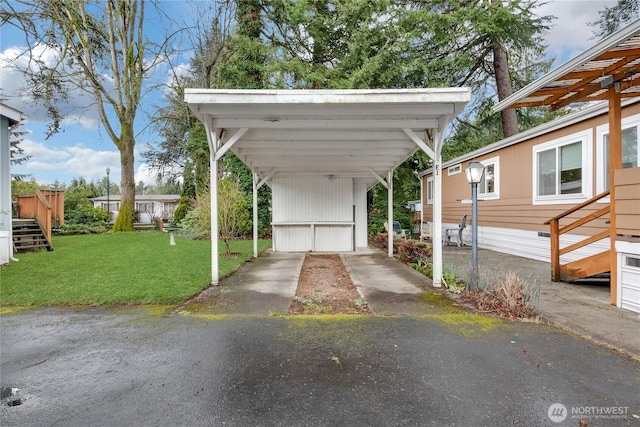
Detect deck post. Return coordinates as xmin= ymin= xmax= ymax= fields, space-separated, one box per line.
xmin=608 ymin=86 xmax=622 ymax=305
xmin=550 ymin=218 xmax=560 ymax=281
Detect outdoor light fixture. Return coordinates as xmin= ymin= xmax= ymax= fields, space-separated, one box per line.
xmin=465 ymin=161 xmax=485 ymax=184
xmin=465 ymin=161 xmax=485 ymax=292
xmin=106 ymin=167 xmax=111 ymax=222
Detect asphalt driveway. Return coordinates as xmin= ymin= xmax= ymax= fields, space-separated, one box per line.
xmin=1 ymin=307 xmax=638 ymax=426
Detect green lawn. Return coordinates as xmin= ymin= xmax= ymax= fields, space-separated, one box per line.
xmin=0 ymin=232 xmax=271 ymax=307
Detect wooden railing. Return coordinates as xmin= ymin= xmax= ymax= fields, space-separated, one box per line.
xmin=16 ymin=190 xmax=53 ymax=244
xmin=544 ymin=191 xmax=611 ymax=282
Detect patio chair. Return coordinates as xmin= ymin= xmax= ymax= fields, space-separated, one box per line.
xmin=392 ymin=221 xmax=407 ymax=239
xmin=420 ymin=222 xmax=433 ymax=243
xmin=384 ymin=221 xmax=406 ymax=239
xmin=445 ymin=214 xmax=467 ymax=247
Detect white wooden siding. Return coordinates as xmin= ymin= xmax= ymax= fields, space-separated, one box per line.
xmin=617 ymin=241 xmax=640 ymax=313
xmin=273 ymin=225 xmax=312 ymax=252
xmin=272 ymin=176 xmax=354 ymax=251
xmin=441 ymin=223 xmax=610 ymax=263
xmin=272 ymin=177 xmax=353 ymax=222
xmin=314 ymin=225 xmax=353 ymax=251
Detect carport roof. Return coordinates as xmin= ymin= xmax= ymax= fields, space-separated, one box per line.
xmin=185 ymin=89 xmax=470 ymax=187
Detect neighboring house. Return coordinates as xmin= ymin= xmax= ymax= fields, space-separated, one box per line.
xmin=0 ymin=103 xmax=23 ymax=264
xmin=91 ymin=195 xmax=180 ymax=223
xmin=420 ymin=99 xmax=640 ymax=312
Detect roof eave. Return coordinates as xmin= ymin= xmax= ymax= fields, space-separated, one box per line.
xmin=493 ymin=18 xmax=640 ymax=112
xmin=420 ymin=97 xmax=640 ymax=177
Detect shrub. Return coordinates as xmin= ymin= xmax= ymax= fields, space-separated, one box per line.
xmin=462 ymin=270 xmax=539 ymax=320
xmin=57 ymin=223 xmax=108 ymax=235
xmin=173 ymin=195 xmax=191 ymax=224
xmin=65 ymin=205 xmax=111 ymax=225
xmin=368 ymin=233 xmax=431 ymax=264
xmin=180 ymin=195 xmax=211 ymax=240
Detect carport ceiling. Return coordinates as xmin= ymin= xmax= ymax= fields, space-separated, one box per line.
xmin=185 ymin=89 xmax=470 ymax=187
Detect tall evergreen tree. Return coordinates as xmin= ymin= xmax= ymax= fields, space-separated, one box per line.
xmin=590 ymin=0 xmax=639 ymax=38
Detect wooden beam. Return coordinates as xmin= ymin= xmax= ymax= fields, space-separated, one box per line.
xmin=593 ymin=47 xmax=640 ymax=61
xmin=210 ymin=118 xmax=441 ymax=130
xmin=551 ymin=65 xmax=638 ymax=111
xmin=403 ymin=128 xmax=435 ymax=159
xmin=609 ymin=85 xmax=622 ymax=306
xmin=368 ymin=167 xmax=388 ymax=189
xmin=215 ymin=127 xmax=249 ymax=161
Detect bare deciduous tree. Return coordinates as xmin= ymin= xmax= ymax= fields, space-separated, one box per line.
xmin=1 ymin=0 xmax=180 ymax=230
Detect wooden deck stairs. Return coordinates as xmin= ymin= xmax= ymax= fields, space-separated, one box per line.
xmin=545 ymin=191 xmax=611 ymax=282
xmin=12 ymin=219 xmax=53 ymax=253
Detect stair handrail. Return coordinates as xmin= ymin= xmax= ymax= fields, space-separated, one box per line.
xmin=544 ymin=190 xmax=611 ymax=281
xmin=33 ymin=190 xmax=52 ymax=244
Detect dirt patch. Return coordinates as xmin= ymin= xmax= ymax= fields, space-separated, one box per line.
xmin=288 ymin=254 xmax=372 ymax=315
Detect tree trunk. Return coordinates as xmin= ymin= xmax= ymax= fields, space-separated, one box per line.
xmin=491 ymin=0 xmax=518 ymax=138
xmin=493 ymin=42 xmax=519 ymax=138
xmin=112 ymin=124 xmax=136 ymax=231
xmin=493 ymin=41 xmax=519 ymax=138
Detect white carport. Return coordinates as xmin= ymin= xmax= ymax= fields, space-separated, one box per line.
xmin=184 ymin=89 xmax=470 ymax=285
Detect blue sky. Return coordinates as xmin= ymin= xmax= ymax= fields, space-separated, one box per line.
xmin=0 ymin=0 xmax=622 ymax=188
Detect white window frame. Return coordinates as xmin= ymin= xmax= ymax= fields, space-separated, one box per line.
xmin=448 ymin=163 xmax=462 ymax=176
xmin=595 ymin=113 xmax=640 ymax=201
xmin=477 ymin=156 xmax=500 ymax=200
xmin=426 ymin=176 xmax=434 ymax=205
xmin=532 ymin=130 xmax=593 ymax=205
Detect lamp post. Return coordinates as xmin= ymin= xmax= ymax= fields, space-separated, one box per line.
xmin=465 ymin=161 xmax=485 ymax=292
xmin=106 ymin=167 xmax=110 ymax=222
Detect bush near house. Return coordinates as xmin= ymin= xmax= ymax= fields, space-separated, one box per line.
xmin=369 ymin=233 xmax=537 ymax=319
xmin=59 ymin=205 xmax=110 ymax=234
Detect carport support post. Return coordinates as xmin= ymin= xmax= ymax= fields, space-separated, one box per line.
xmin=207 ymin=127 xmax=219 ymax=285
xmin=388 ymin=170 xmax=393 ymax=257
xmin=252 ymin=170 xmax=258 ymax=258
xmin=431 ymin=129 xmax=445 ymax=288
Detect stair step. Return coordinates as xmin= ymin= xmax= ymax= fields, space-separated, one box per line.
xmin=12 ymin=219 xmax=53 ymax=252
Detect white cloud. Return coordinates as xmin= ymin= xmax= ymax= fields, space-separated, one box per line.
xmin=19 ymin=138 xmax=70 ymax=162
xmin=15 ymin=139 xmax=120 ymax=185
xmin=539 ymin=1 xmax=619 ymax=64
xmin=135 ymin=164 xmax=160 ymax=187
xmin=1 ymin=43 xmax=102 ymax=130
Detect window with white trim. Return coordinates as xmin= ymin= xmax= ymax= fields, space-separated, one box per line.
xmin=596 ymin=115 xmax=640 ymax=195
xmin=426 ymin=177 xmax=434 ymax=205
xmin=477 ymin=156 xmax=499 ymax=200
xmin=533 ymin=130 xmax=592 ymax=204
xmin=448 ymin=163 xmax=462 ymax=176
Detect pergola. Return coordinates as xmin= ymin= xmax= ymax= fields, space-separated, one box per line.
xmin=494 ymin=19 xmax=640 ymax=304
xmin=185 ymin=89 xmax=470 ymax=285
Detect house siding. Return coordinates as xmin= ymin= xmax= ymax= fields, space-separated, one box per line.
xmin=422 ymin=101 xmax=640 ymax=262
xmin=615 ymin=167 xmax=640 ymax=237
xmin=272 ymin=176 xmax=355 ymax=252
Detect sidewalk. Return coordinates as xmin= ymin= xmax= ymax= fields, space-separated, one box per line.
xmin=442 ymin=245 xmax=640 ymax=359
